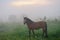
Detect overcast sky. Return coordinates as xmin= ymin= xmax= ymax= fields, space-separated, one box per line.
xmin=0 ymin=0 xmax=60 ymax=21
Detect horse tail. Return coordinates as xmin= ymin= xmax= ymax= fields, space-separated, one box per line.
xmin=45 ymin=22 xmax=48 ymax=37
xmin=45 ymin=22 xmax=47 ymax=32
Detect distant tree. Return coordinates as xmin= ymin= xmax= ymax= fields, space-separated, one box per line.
xmin=8 ymin=15 xmax=17 ymax=22
xmin=55 ymin=18 xmax=58 ymax=22
xmin=43 ymin=16 xmax=47 ymax=21
xmin=0 ymin=18 xmax=3 ymax=23
xmin=58 ymin=16 xmax=60 ymax=21
xmin=44 ymin=16 xmax=46 ymax=20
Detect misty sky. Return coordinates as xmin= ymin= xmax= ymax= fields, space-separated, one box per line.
xmin=0 ymin=0 xmax=60 ymax=21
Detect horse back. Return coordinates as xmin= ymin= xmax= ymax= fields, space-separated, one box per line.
xmin=28 ymin=21 xmax=46 ymax=30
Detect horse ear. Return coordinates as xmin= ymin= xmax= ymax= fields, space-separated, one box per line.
xmin=23 ymin=16 xmax=27 ymax=18
xmin=22 ymin=13 xmax=28 ymax=18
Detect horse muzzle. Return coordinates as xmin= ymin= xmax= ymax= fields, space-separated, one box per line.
xmin=24 ymin=23 xmax=25 ymax=24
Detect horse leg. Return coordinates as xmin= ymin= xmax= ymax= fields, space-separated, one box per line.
xmin=45 ymin=22 xmax=48 ymax=37
xmin=32 ymin=30 xmax=35 ymax=38
xmin=43 ymin=28 xmax=48 ymax=38
xmin=45 ymin=29 xmax=48 ymax=37
xmin=42 ymin=29 xmax=44 ymax=37
xmin=29 ymin=30 xmax=31 ymax=40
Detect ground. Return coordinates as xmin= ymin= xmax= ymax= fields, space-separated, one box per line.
xmin=0 ymin=21 xmax=60 ymax=40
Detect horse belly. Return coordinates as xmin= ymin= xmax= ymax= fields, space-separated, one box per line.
xmin=29 ymin=23 xmax=41 ymax=30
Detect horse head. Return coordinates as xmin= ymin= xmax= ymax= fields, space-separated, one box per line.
xmin=24 ymin=17 xmax=28 ymax=24
xmin=24 ymin=17 xmax=33 ymax=24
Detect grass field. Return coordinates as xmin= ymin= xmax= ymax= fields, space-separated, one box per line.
xmin=0 ymin=21 xmax=60 ymax=40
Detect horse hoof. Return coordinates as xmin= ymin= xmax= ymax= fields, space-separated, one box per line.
xmin=45 ymin=36 xmax=48 ymax=38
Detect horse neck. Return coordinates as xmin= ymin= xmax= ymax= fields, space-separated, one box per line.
xmin=26 ymin=19 xmax=34 ymax=25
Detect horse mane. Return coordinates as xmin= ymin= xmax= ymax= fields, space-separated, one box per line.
xmin=24 ymin=17 xmax=34 ymax=23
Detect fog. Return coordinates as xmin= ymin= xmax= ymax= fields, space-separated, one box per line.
xmin=0 ymin=0 xmax=60 ymax=32
xmin=0 ymin=0 xmax=60 ymax=22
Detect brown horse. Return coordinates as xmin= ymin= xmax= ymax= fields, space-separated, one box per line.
xmin=24 ymin=17 xmax=48 ymax=38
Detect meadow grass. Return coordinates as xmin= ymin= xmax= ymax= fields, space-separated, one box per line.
xmin=0 ymin=21 xmax=60 ymax=40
